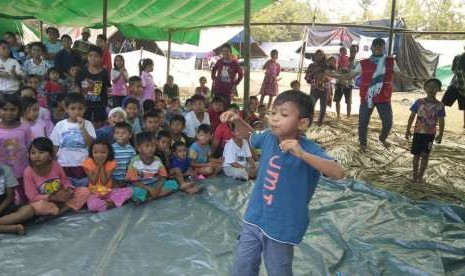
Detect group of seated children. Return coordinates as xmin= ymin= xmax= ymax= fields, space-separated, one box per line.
xmin=0 ymin=83 xmax=266 ymax=234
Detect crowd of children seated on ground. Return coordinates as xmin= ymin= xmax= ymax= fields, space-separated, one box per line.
xmin=0 ymin=33 xmax=274 ymax=234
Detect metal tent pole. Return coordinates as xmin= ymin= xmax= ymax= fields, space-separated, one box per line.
xmin=103 ymin=0 xmax=108 ymax=36
xmin=39 ymin=21 xmax=43 ymax=41
xmin=243 ymin=0 xmax=251 ymax=109
xmin=388 ymin=0 xmax=396 ymax=55
xmin=167 ymin=29 xmax=172 ymax=82
xmin=297 ymin=27 xmax=308 ymax=83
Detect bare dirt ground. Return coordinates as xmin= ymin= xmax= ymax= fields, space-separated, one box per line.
xmin=180 ymin=70 xmax=465 ymax=205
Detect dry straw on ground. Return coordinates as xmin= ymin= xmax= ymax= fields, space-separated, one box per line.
xmin=308 ymin=115 xmax=465 ymax=206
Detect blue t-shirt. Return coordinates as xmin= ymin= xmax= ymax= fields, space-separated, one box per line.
xmin=244 ymin=130 xmax=331 ymax=245
xmin=169 ymin=156 xmax=191 ymax=173
xmin=189 ymin=142 xmax=210 ymax=164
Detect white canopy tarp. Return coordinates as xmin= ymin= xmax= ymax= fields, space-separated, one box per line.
xmin=156 ymin=27 xmax=244 ymax=58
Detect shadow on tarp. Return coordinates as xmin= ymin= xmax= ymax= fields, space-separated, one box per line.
xmin=1 ymin=176 xmax=465 ymax=276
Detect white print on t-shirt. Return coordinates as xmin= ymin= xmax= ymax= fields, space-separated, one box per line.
xmin=61 ymin=129 xmax=86 ymax=150
xmin=220 ymin=66 xmax=230 ymax=83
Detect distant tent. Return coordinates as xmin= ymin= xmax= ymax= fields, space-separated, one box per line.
xmin=304 ymin=19 xmax=440 ymax=91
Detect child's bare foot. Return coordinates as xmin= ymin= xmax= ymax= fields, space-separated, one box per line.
xmin=360 ymin=144 xmax=367 ymax=152
xmin=105 ymin=200 xmax=116 ymax=209
xmin=0 ymin=224 xmax=25 ymax=235
xmin=185 ymin=184 xmax=203 ymax=194
xmin=380 ymin=140 xmax=391 ymax=148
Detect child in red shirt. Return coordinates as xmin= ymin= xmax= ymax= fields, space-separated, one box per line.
xmin=44 ymin=67 xmax=65 ymax=109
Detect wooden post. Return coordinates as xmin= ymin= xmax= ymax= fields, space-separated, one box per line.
xmin=166 ymin=29 xmax=172 ymax=82
xmin=388 ymin=0 xmax=396 ymax=55
xmin=103 ymin=0 xmax=108 ymax=36
xmin=243 ymin=0 xmax=251 ymax=109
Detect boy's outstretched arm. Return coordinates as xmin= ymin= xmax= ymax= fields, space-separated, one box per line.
xmin=220 ymin=111 xmax=253 ymax=140
xmin=280 ymin=139 xmax=344 ymax=180
xmin=405 ymin=112 xmax=416 ymax=139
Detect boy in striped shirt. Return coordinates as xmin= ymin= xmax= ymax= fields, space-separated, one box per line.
xmin=112 ymin=122 xmax=136 ymax=186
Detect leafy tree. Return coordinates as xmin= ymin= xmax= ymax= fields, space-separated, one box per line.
xmin=358 ymin=0 xmax=375 ymax=20
xmin=251 ymin=0 xmax=328 ymax=42
xmin=384 ymin=0 xmax=465 ymax=39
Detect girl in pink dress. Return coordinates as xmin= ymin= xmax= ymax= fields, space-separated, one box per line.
xmin=111 ymin=55 xmax=129 ymax=107
xmin=0 ymin=94 xmax=33 ymax=203
xmin=259 ymin=49 xmax=281 ymax=110
xmin=139 ymin=58 xmax=155 ymax=102
xmin=24 ymin=137 xmax=90 ymax=216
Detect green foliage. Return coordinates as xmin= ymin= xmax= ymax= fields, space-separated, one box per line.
xmin=251 ymin=0 xmax=328 ymax=42
xmin=384 ymin=0 xmax=465 ymax=39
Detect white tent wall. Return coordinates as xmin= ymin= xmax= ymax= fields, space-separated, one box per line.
xmin=258 ymin=41 xmax=310 ymax=71
xmin=418 ymin=40 xmax=464 ymax=67
xmin=112 ymin=50 xmax=197 ymax=88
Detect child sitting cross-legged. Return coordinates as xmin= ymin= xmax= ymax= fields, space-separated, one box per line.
xmin=188 ymin=124 xmax=223 ymax=177
xmin=82 ymin=139 xmax=132 ymax=212
xmin=125 ymin=132 xmax=177 ymax=204
xmin=155 ymin=131 xmax=202 ymax=194
xmin=169 ymin=114 xmax=193 ymax=148
xmin=0 ymin=164 xmax=34 ymax=235
xmin=112 ymin=122 xmax=136 ymax=186
xmin=222 ymin=123 xmax=257 ymax=181
xmin=23 ymin=137 xmax=90 ymax=217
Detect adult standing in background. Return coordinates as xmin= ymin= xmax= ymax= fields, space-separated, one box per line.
xmin=442 ymin=46 xmax=465 ymax=128
xmin=211 ymin=43 xmax=243 ymax=104
xmin=259 ymin=49 xmax=281 ymax=110
xmin=3 ymin=32 xmax=26 ymax=64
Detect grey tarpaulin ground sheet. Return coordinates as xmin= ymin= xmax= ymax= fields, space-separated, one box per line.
xmin=1 ymin=176 xmax=465 ymax=275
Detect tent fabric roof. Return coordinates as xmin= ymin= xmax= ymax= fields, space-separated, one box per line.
xmin=0 ymin=0 xmax=273 ymax=44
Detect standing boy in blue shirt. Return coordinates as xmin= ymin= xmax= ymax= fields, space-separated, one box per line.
xmin=221 ymin=90 xmax=345 ymax=276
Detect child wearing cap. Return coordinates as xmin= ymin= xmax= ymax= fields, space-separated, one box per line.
xmin=96 ymin=107 xmax=127 ymax=143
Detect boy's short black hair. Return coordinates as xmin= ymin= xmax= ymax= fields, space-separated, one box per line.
xmin=128 ymin=76 xmax=142 ymax=85
xmin=143 ymin=108 xmax=162 ymax=120
xmin=197 ymin=124 xmax=212 ymax=134
xmin=172 ymin=141 xmax=186 ymax=151
xmin=47 ymin=67 xmax=58 ymax=76
xmin=290 ymin=80 xmax=300 ymax=87
xmin=249 ymin=96 xmax=258 ymax=101
xmin=170 ymin=114 xmax=186 ymax=126
xmin=424 ymin=78 xmax=442 ymax=89
xmin=123 ymin=97 xmax=139 ymax=108
xmin=61 ymin=34 xmax=72 ymax=41
xmin=64 ymin=93 xmax=86 ymax=107
xmin=212 ymin=96 xmax=225 ymax=104
xmin=88 ymin=45 xmax=103 ymax=57
xmin=372 ymin=38 xmax=385 ymax=46
xmin=97 ymin=34 xmax=107 ymax=42
xmin=114 ymin=122 xmax=132 ymax=133
xmin=26 ymin=74 xmax=40 ymax=81
xmin=191 ymin=94 xmax=205 ymax=103
xmin=136 ymin=131 xmax=155 ymax=146
xmin=185 ymin=97 xmax=194 ymax=106
xmin=156 ymin=130 xmax=172 ymax=140
xmin=273 ymin=90 xmax=314 ymax=122
xmin=143 ymin=99 xmax=155 ymax=113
